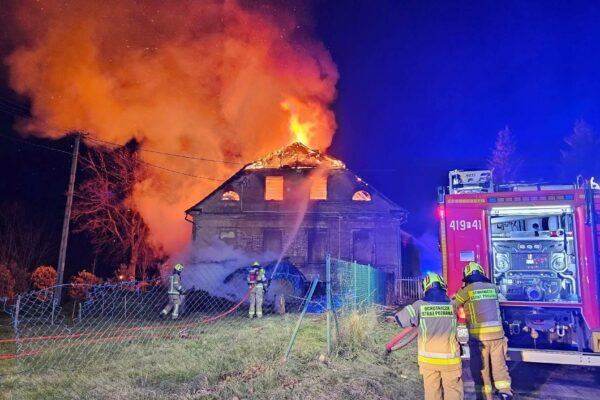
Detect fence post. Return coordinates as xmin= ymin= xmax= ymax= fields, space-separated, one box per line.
xmin=367 ymin=267 xmax=372 ymax=306
xmin=51 ymin=299 xmax=56 ymax=325
xmin=353 ymin=261 xmax=357 ymax=310
xmin=326 ymin=254 xmax=331 ymax=356
xmin=13 ymin=295 xmax=20 ymax=334
xmin=284 ymin=276 xmax=319 ymax=362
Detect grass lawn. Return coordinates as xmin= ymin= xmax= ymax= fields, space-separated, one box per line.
xmin=0 ymin=310 xmax=424 ymax=400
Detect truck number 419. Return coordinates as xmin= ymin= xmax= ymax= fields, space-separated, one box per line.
xmin=449 ymin=219 xmax=482 ymax=231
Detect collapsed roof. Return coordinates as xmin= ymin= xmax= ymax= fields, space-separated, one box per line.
xmin=244 ymin=142 xmax=345 ymax=170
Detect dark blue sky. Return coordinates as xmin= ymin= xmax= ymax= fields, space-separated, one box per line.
xmin=317 ymin=0 xmax=600 ymax=235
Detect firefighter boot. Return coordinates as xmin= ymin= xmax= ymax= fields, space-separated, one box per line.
xmin=172 ymin=304 xmax=180 ymax=320
xmin=159 ymin=310 xmax=167 ymax=319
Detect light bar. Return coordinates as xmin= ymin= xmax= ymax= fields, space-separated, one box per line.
xmin=490 ymin=205 xmax=573 ymax=216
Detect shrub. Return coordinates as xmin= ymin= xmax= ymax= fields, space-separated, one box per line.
xmin=31 ymin=265 xmax=57 ymax=301
xmin=68 ymin=270 xmax=103 ymax=300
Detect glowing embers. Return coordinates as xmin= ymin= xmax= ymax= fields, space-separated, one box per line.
xmin=352 ymin=190 xmax=371 ymax=201
xmin=221 ymin=190 xmax=240 ymax=201
xmin=265 ymin=176 xmax=284 ymax=201
xmin=310 ymin=176 xmax=327 ymax=200
xmin=245 ymin=142 xmax=345 ymax=170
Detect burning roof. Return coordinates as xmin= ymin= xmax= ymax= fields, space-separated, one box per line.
xmin=245 ymin=142 xmax=345 ymax=170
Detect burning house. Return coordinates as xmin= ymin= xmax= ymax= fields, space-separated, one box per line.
xmin=185 ymin=142 xmax=411 ymax=301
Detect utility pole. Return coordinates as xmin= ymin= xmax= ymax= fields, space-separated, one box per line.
xmin=54 ymin=133 xmax=81 ymax=303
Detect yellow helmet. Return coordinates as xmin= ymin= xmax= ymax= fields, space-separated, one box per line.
xmin=463 ymin=262 xmax=485 ymax=278
xmin=252 ymin=261 xmax=260 ymax=267
xmin=422 ymin=272 xmax=447 ymax=293
xmin=174 ymin=263 xmax=184 ymax=272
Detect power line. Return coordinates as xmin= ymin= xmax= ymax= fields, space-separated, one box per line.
xmin=138 ymin=159 xmax=225 ymax=182
xmin=0 ymin=134 xmax=73 ymax=155
xmin=87 ymin=136 xmax=242 ymax=165
xmin=0 ymin=133 xmax=228 ymax=182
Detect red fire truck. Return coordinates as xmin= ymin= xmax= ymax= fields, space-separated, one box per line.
xmin=438 ymin=170 xmax=600 ymax=365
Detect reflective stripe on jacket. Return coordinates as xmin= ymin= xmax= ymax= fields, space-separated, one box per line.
xmin=395 ymin=300 xmax=461 ymax=370
xmin=168 ymin=274 xmax=183 ymax=295
xmin=453 ymin=281 xmax=504 ymax=341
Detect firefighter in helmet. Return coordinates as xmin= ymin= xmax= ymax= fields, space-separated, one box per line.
xmin=393 ymin=272 xmax=463 ymax=400
xmin=160 ymin=263 xmax=185 ymax=320
xmin=247 ymin=261 xmax=267 ymax=318
xmin=452 ymin=262 xmax=512 ymax=400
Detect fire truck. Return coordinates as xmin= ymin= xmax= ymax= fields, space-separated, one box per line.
xmin=438 ymin=170 xmax=600 ymax=365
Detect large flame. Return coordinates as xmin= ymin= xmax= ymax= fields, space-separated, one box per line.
xmin=281 ymin=98 xmax=336 ymax=148
xmin=2 ymin=0 xmax=339 ymax=254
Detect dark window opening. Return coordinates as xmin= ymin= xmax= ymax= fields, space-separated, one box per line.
xmin=263 ymin=229 xmax=283 ymax=255
xmin=352 ymin=229 xmax=374 ymax=265
xmin=308 ymin=228 xmax=329 ymax=263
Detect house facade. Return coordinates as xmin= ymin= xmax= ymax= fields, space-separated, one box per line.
xmin=186 ymin=143 xmax=409 ymax=293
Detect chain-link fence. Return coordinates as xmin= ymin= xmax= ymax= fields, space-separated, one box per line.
xmin=328 ymin=257 xmax=392 ymax=310
xmin=0 ymin=258 xmax=400 ymax=399
xmin=323 ymin=256 xmax=393 ymax=355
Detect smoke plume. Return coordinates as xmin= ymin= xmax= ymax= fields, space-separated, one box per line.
xmin=3 ymin=0 xmax=338 ymax=254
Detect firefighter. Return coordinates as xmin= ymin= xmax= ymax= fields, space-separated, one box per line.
xmin=160 ymin=263 xmax=185 ymax=320
xmin=247 ymin=261 xmax=267 ymax=318
xmin=452 ymin=262 xmax=512 ymax=400
xmin=393 ymin=272 xmax=463 ymax=400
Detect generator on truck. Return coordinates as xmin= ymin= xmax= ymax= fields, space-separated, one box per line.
xmin=438 ymin=169 xmax=600 ymax=366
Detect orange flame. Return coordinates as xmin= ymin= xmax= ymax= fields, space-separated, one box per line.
xmin=4 ymin=0 xmax=339 ymax=254
xmin=280 ymin=98 xmax=337 ymax=149
xmin=281 ymin=99 xmax=314 ymax=146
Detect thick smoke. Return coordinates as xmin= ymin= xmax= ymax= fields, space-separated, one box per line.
xmin=3 ymin=0 xmax=338 ymax=254
xmin=174 ymin=238 xmax=279 ymax=301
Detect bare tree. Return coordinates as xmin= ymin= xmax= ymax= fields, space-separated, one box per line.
xmin=71 ymin=146 xmax=160 ymax=279
xmin=488 ymin=126 xmax=522 ymax=183
xmin=560 ymin=120 xmax=600 ymax=181
xmin=0 ymin=202 xmax=55 ymax=292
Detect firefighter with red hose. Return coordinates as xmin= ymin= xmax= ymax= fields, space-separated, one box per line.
xmin=247 ymin=261 xmax=268 ymax=318
xmin=452 ymin=262 xmax=512 ymax=400
xmin=393 ymin=272 xmax=463 ymax=400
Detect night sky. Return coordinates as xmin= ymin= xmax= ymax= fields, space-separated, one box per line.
xmin=2 ymin=1 xmax=600 ymax=274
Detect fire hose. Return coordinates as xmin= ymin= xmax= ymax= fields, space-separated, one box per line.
xmin=0 ymin=287 xmax=254 ymax=360
xmin=384 ymin=326 xmax=418 ymax=355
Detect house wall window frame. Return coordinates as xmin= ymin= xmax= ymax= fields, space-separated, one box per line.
xmin=309 ymin=176 xmax=328 ymax=200
xmin=221 ymin=190 xmax=240 ymax=201
xmin=265 ymin=176 xmax=284 ymax=201
xmin=308 ymin=228 xmax=329 ymax=263
xmin=263 ymin=229 xmax=283 ymax=254
xmin=218 ymin=229 xmax=237 ymax=246
xmin=352 ymin=229 xmax=374 ymax=265
xmin=352 ymin=190 xmax=372 ymax=202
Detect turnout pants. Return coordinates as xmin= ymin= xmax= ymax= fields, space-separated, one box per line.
xmin=469 ymin=338 xmax=512 ymax=400
xmin=161 ymin=294 xmax=181 ymax=318
xmin=249 ymin=286 xmax=264 ymax=317
xmin=420 ymin=366 xmax=464 ymax=400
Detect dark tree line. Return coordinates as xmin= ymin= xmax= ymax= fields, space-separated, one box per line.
xmin=487 ymin=120 xmax=600 ymax=184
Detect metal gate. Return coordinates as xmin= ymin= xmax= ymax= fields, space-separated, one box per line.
xmin=396 ymin=277 xmax=422 ymax=304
